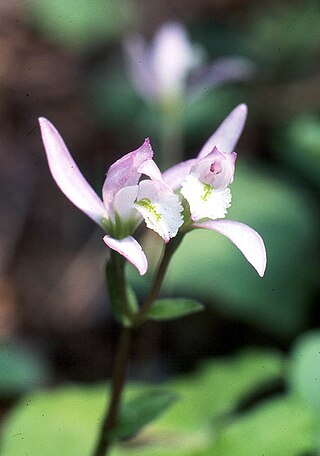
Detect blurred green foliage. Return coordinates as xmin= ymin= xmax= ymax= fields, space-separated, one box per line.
xmin=1 ymin=349 xmax=284 ymax=456
xmin=4 ymin=340 xmax=320 ymax=455
xmin=279 ymin=115 xmax=320 ymax=189
xmin=90 ymin=69 xmax=246 ymax=151
xmin=29 ymin=0 xmax=135 ymax=50
xmin=107 ymin=390 xmax=178 ymax=441
xmin=290 ymin=331 xmax=320 ymax=415
xmin=0 ymin=340 xmax=50 ymax=398
xmin=208 ymin=396 xmax=315 ymax=456
xmin=245 ymin=0 xmax=320 ymax=77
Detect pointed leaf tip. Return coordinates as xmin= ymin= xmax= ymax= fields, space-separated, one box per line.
xmin=147 ymin=298 xmax=204 ymax=320
xmin=106 ymin=390 xmax=178 ymax=441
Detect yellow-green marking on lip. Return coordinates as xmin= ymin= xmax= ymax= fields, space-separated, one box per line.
xmin=201 ymin=183 xmax=213 ymax=201
xmin=135 ymin=198 xmax=161 ymax=221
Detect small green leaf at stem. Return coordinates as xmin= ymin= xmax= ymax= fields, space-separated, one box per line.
xmin=147 ymin=298 xmax=204 ymax=321
xmin=106 ymin=390 xmax=178 ymax=441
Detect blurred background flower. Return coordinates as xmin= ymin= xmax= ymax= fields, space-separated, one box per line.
xmin=0 ymin=0 xmax=319 ymax=454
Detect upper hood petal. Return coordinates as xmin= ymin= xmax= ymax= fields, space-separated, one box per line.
xmin=102 ymin=138 xmax=153 ymax=212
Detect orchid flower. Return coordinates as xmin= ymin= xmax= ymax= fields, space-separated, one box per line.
xmin=162 ymin=104 xmax=267 ymax=277
xmin=38 ymin=118 xmax=183 ymax=276
xmin=125 ymin=22 xmax=254 ymax=104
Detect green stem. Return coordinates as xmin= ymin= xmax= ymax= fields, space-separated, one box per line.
xmin=92 ymin=327 xmax=132 ymax=456
xmin=107 ymin=252 xmax=134 ymax=324
xmin=92 ymin=233 xmax=183 ymax=454
xmin=159 ymin=97 xmax=184 ymax=169
xmin=135 ymin=233 xmax=184 ymax=323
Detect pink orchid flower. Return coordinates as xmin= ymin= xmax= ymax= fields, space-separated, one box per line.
xmin=162 ymin=104 xmax=267 ymax=277
xmin=125 ymin=22 xmax=254 ymax=103
xmin=38 ymin=118 xmax=183 ymax=276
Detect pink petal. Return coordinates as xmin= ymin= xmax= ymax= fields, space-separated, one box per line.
xmin=162 ymin=158 xmax=197 ymax=190
xmin=103 ymin=235 xmax=148 ymax=276
xmin=197 ymin=104 xmax=247 ymax=159
xmin=102 ymin=139 xmax=153 ymax=211
xmin=138 ymin=159 xmax=171 ymax=191
xmin=188 ymin=57 xmax=255 ymax=100
xmin=39 ymin=118 xmax=105 ymax=226
xmin=193 ymin=219 xmax=266 ymax=277
xmin=124 ymin=36 xmax=158 ymax=101
xmin=151 ymin=22 xmax=199 ymax=97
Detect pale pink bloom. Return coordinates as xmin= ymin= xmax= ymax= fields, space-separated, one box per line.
xmin=125 ymin=22 xmax=254 ymax=103
xmin=163 ymin=104 xmax=267 ymax=277
xmin=38 ymin=118 xmax=183 ymax=275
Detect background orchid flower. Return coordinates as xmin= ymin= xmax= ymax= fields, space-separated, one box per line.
xmin=125 ymin=22 xmax=254 ymax=104
xmin=163 ymin=104 xmax=267 ymax=277
xmin=39 ymin=118 xmax=183 ymax=276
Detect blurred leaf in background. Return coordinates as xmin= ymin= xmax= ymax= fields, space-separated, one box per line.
xmin=0 ymin=349 xmax=283 ymax=456
xmin=245 ymin=0 xmax=320 ymax=78
xmin=290 ymin=331 xmax=320 ymax=416
xmin=207 ymin=396 xmax=315 ymax=456
xmin=278 ymin=115 xmax=320 ymax=189
xmin=0 ymin=340 xmax=50 ymax=398
xmin=29 ymin=0 xmax=136 ymax=51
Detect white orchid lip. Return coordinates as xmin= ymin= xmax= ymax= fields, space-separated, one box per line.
xmin=135 ymin=180 xmax=184 ymax=243
xmin=181 ymin=174 xmax=232 ymax=222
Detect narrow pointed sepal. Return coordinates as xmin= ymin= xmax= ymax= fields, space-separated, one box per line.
xmin=38 ymin=117 xmax=106 ymax=226
xmin=103 ymin=235 xmax=148 ymax=276
xmin=198 ymin=104 xmax=247 ymax=158
xmin=193 ymin=219 xmax=267 ymax=277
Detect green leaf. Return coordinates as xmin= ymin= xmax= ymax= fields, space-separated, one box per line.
xmin=107 ymin=391 xmax=178 ymax=441
xmin=0 ymin=385 xmax=108 ymax=456
xmin=147 ymin=299 xmax=204 ymax=321
xmin=156 ymin=349 xmax=284 ymax=433
xmin=290 ymin=330 xmax=320 ymax=414
xmin=207 ymin=396 xmax=315 ymax=456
